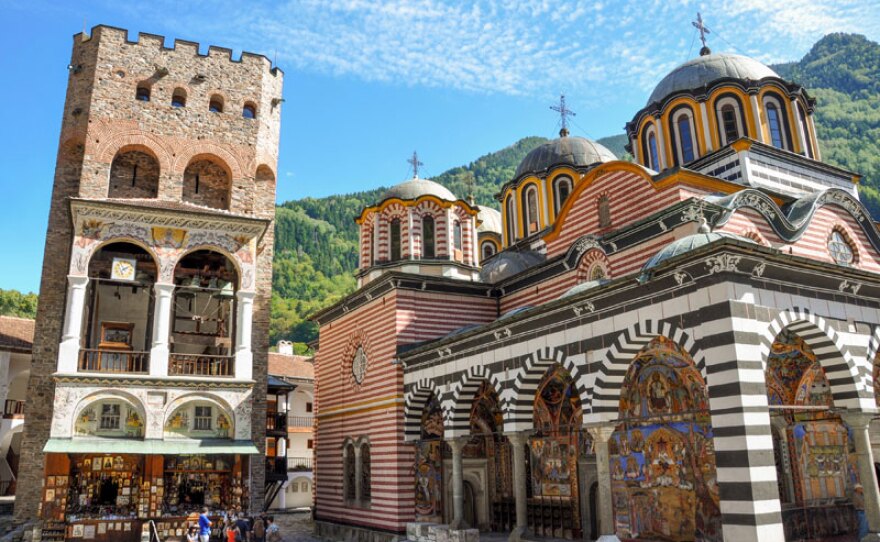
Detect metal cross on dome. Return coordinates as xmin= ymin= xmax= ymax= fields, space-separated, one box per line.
xmin=692 ymin=12 xmax=711 ymax=51
xmin=550 ymin=94 xmax=576 ymax=137
xmin=407 ymin=151 xmax=424 ymax=179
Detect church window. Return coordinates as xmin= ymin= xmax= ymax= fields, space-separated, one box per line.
xmin=135 ymin=85 xmax=151 ymax=102
xmin=647 ymin=132 xmax=660 ymax=171
xmin=422 ymin=216 xmax=436 ymax=259
xmin=99 ymin=403 xmax=121 ymax=430
xmin=553 ymin=176 xmax=572 ymax=217
xmin=505 ymin=195 xmax=517 ymax=244
xmin=344 ymin=443 xmax=356 ymax=500
xmin=194 ymin=406 xmax=213 ymax=431
xmin=360 ymin=443 xmax=371 ymax=501
xmin=209 ymin=95 xmax=224 ymax=113
xmin=716 ymin=97 xmax=745 ymax=146
xmin=674 ymin=110 xmax=697 ymax=163
xmin=763 ymin=96 xmax=789 ymax=150
xmin=171 ymin=88 xmax=187 ymax=108
xmin=352 ymin=346 xmax=367 ymax=384
xmin=243 ymin=102 xmax=257 ymax=119
xmin=453 ymin=220 xmax=463 ymax=252
xmin=481 ymin=241 xmax=496 ymax=260
xmin=798 ymin=104 xmax=813 ymax=159
xmin=597 ymin=195 xmax=611 ymax=229
xmin=523 ymin=185 xmax=539 ymax=234
xmin=389 ymin=219 xmax=402 ymax=261
xmin=828 ymin=229 xmax=855 ymax=267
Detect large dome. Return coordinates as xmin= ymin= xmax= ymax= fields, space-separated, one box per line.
xmin=648 ymin=53 xmax=779 ymax=105
xmin=381 ymin=178 xmax=457 ymax=202
xmin=515 ymin=135 xmax=617 ymax=179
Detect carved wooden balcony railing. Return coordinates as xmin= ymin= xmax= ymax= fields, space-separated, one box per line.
xmin=168 ymin=353 xmax=234 ymax=377
xmin=78 ymin=349 xmax=150 ymax=374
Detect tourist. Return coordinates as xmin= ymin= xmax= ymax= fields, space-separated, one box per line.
xmin=236 ymin=511 xmax=252 ymax=541
xmin=198 ymin=507 xmax=213 ymax=542
xmin=252 ymin=514 xmax=266 ymax=542
xmin=266 ymin=516 xmax=281 ymax=542
xmin=854 ymin=484 xmax=868 ymax=539
xmin=185 ymin=526 xmax=199 ymax=542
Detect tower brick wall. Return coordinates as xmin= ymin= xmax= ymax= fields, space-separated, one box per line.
xmin=15 ymin=25 xmax=283 ymax=520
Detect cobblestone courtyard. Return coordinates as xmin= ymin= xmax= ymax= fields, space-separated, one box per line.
xmin=273 ymin=511 xmax=322 ymax=542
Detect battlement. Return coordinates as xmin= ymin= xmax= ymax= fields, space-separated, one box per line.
xmin=75 ymin=24 xmax=282 ymax=76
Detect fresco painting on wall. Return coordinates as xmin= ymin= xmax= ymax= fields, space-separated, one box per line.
xmin=611 ymin=336 xmax=721 ymax=542
xmin=415 ymin=394 xmax=444 ymax=523
xmin=767 ymin=330 xmax=858 ymax=541
xmin=466 ymin=383 xmax=513 ymax=502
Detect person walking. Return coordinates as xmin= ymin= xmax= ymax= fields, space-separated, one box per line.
xmin=265 ymin=516 xmax=281 ymax=542
xmin=252 ymin=514 xmax=266 ymax=542
xmin=197 ymin=507 xmax=213 ymax=542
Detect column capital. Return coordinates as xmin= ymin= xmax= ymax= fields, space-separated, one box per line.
xmin=504 ymin=431 xmax=530 ymax=446
xmin=236 ymin=290 xmax=256 ymax=301
xmin=447 ymin=436 xmax=469 ymax=453
xmin=585 ymin=423 xmax=616 ymax=442
xmin=67 ymin=274 xmax=90 ymax=287
xmin=841 ymin=410 xmax=879 ymax=429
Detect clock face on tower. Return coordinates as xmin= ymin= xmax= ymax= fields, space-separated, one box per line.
xmin=111 ymin=257 xmax=137 ymax=281
xmin=352 ymin=346 xmax=368 ymax=384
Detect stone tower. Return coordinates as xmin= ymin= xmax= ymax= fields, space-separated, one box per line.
xmin=16 ymin=25 xmax=283 ymax=522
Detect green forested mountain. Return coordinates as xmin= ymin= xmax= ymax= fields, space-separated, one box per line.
xmin=0 ymin=289 xmax=38 ymax=319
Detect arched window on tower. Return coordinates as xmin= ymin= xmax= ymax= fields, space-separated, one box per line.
xmin=453 ymin=219 xmax=463 ymax=261
xmin=108 ymin=149 xmax=160 ymax=199
xmin=597 ymin=195 xmax=612 ymax=229
xmin=553 ymin=176 xmax=573 ymax=217
xmin=344 ymin=443 xmax=356 ymax=501
xmin=209 ymin=95 xmax=224 ymax=113
xmin=171 ymin=88 xmax=187 ymax=108
xmin=505 ymin=195 xmax=517 ymax=244
xmin=422 ymin=216 xmax=436 ymax=259
xmin=371 ymin=222 xmax=377 ymax=266
xmin=243 ymin=102 xmax=257 ymax=119
xmin=481 ymin=241 xmax=496 ymax=260
xmin=646 ymin=129 xmax=660 ymax=171
xmin=523 ymin=185 xmax=539 ymax=234
xmin=135 ymin=84 xmax=151 ymax=102
xmin=389 ymin=219 xmax=402 ymax=261
xmin=673 ymin=109 xmax=697 ymax=164
xmin=360 ymin=443 xmax=371 ymax=501
xmin=716 ymin=96 xmax=745 ymax=146
xmin=183 ymin=157 xmax=231 ymax=210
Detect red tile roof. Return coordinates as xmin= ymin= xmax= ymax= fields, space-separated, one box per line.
xmin=268 ymin=353 xmax=314 ymax=380
xmin=0 ymin=316 xmax=35 ymax=353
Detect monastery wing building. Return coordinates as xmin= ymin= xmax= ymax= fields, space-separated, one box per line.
xmin=15 ymin=26 xmax=282 ymax=541
xmin=313 ymin=49 xmax=880 ymax=542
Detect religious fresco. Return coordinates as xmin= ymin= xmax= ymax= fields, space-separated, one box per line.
xmin=466 ymin=383 xmax=513 ymax=501
xmin=74 ymin=400 xmax=144 ymax=438
xmin=163 ymin=403 xmax=233 ymax=439
xmin=766 ymin=330 xmax=858 ymax=540
xmin=611 ymin=336 xmax=721 ymax=542
xmin=415 ymin=394 xmax=444 ymax=523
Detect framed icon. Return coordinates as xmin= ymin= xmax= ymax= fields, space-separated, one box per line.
xmin=99 ymin=322 xmax=134 ymax=349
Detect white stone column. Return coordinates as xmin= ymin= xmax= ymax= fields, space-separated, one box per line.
xmin=447 ymin=208 xmax=455 ymax=260
xmin=505 ymin=432 xmax=530 ymax=542
xmin=58 ymin=275 xmax=90 ymax=373
xmin=448 ymin=436 xmax=467 ymax=529
xmin=234 ymin=290 xmax=255 ymax=380
xmin=842 ymin=412 xmax=880 ymax=540
xmin=654 ymin=118 xmax=667 ymax=170
xmin=470 ymin=216 xmax=478 ymax=266
xmin=791 ymin=99 xmax=809 ymax=156
xmin=749 ymin=93 xmax=764 ymax=143
xmin=699 ymin=101 xmax=713 ymax=152
xmin=629 ymin=136 xmax=641 ymax=165
xmin=807 ymin=113 xmax=821 ymax=160
xmin=149 ymin=283 xmax=174 ymax=377
xmin=588 ymin=424 xmax=621 ymax=542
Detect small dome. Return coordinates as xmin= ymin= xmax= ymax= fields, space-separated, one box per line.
xmin=648 ymin=53 xmax=779 ymax=105
xmin=558 ymin=278 xmax=610 ymax=300
xmin=479 ymin=250 xmax=544 ymax=283
xmin=381 ymin=177 xmax=457 ymax=202
xmin=477 ymin=207 xmax=502 ymax=234
xmin=642 ymin=231 xmax=753 ymax=272
xmin=515 ymin=136 xmax=617 ymax=179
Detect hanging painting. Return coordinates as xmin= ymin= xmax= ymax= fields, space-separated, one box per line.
xmin=414 ymin=394 xmax=444 ymax=523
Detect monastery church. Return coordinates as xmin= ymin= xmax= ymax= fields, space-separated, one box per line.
xmin=313 ymin=31 xmax=880 ymax=542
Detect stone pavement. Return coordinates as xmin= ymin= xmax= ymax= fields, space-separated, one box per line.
xmin=271 ymin=511 xmax=323 ymax=542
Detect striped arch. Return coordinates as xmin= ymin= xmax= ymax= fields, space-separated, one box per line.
xmin=576 ymin=247 xmax=609 ymax=282
xmin=446 ymin=365 xmax=505 ymax=439
xmin=588 ymin=320 xmax=705 ymax=420
xmin=505 ymin=347 xmax=586 ymax=433
xmin=760 ymin=308 xmax=873 ymax=409
xmin=404 ymin=379 xmax=441 ymax=442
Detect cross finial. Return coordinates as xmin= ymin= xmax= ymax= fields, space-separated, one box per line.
xmin=550 ymin=94 xmax=576 ymax=137
xmin=407 ymin=151 xmax=424 ymax=179
xmin=692 ymin=12 xmax=711 ymax=55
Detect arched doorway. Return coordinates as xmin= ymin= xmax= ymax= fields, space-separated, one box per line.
xmin=463 ymin=480 xmax=477 ymax=528
xmin=611 ymin=336 xmax=721 ymax=541
xmin=767 ymin=329 xmax=857 ymax=541
xmin=415 ymin=393 xmax=445 ymax=523
xmin=529 ymin=365 xmax=584 ymax=539
xmin=464 ymin=381 xmax=512 ymax=531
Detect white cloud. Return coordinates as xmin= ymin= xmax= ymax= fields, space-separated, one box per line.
xmin=121 ymin=0 xmax=880 ymax=101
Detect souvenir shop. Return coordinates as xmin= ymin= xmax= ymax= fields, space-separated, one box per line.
xmin=39 ymin=449 xmax=251 ymax=542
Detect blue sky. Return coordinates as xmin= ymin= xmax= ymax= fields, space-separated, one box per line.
xmin=2 ymin=0 xmax=879 ymax=293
